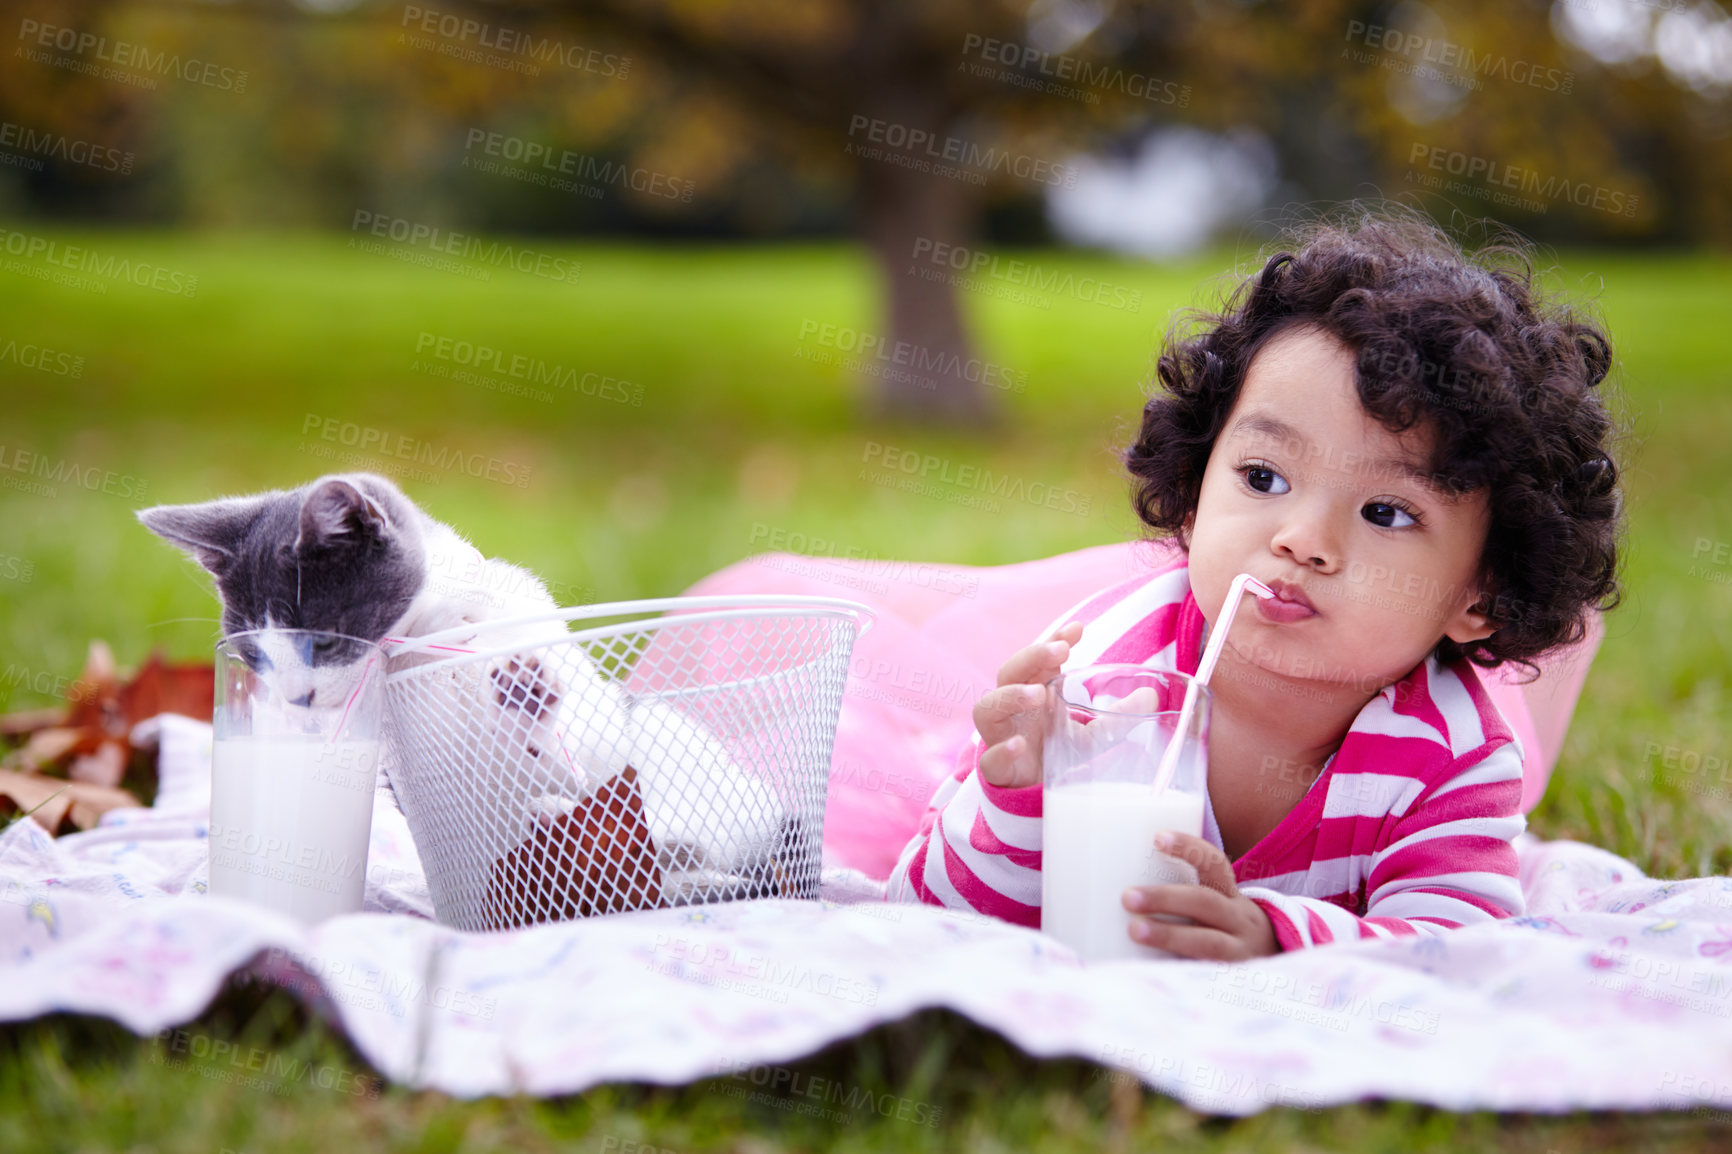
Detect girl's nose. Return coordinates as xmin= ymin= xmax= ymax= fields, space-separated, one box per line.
xmin=1270 ymin=508 xmax=1340 ymax=572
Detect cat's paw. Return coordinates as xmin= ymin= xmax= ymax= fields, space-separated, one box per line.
xmin=491 ymin=655 xmax=561 ymax=721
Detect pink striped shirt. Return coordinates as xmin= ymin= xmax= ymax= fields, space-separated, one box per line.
xmin=885 ymin=550 xmax=1527 ymax=950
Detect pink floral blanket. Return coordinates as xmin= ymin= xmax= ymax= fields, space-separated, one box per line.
xmin=3 ymin=711 xmax=1731 ymax=1116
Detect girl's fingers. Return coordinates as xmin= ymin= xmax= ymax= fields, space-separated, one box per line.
xmin=1127 ymin=916 xmax=1257 ymax=961
xmin=996 ymin=621 xmax=1084 ymax=688
xmin=1155 ymin=831 xmax=1239 ymax=898
xmin=978 ymin=734 xmax=1039 ymax=788
xmin=996 ymin=640 xmax=1068 ymax=688
xmin=1046 ymin=620 xmax=1085 ymax=646
xmin=973 ymin=683 xmax=1048 ymax=746
xmin=1122 ymin=882 xmax=1237 ymax=928
xmin=975 ymin=620 xmax=1083 ymax=786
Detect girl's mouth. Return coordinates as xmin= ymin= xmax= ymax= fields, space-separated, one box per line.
xmin=1253 ymin=592 xmax=1316 ymax=620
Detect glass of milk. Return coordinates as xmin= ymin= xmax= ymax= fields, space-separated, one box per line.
xmin=209 ymin=629 xmax=387 ymax=925
xmin=1040 ymin=664 xmax=1210 ymax=962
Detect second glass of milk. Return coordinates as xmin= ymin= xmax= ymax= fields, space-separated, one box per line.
xmin=210 ymin=629 xmax=387 ymax=925
xmin=1040 ymin=665 xmax=1211 ymax=962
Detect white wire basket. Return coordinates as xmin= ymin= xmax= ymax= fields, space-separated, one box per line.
xmin=382 ymin=595 xmax=873 ymax=933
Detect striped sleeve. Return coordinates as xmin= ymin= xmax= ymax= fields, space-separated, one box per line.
xmin=883 ymin=568 xmax=1183 ymax=923
xmin=1241 ymin=739 xmax=1527 ymax=949
xmin=884 ymin=732 xmax=1045 ymax=927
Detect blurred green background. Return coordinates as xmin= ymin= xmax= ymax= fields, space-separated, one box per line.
xmin=5 ymin=0 xmax=1732 ymax=1148
xmin=3 ymin=235 xmax=1730 ymax=873
xmin=4 ymin=231 xmax=1732 ymax=1154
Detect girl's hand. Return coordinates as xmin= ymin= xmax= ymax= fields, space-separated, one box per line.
xmin=1121 ymin=832 xmax=1278 ymax=960
xmin=973 ymin=620 xmax=1084 ymax=789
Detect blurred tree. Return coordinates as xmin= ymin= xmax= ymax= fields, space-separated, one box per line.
xmin=532 ymin=0 xmax=1188 ymax=424
xmin=4 ymin=0 xmax=1730 ymax=422
xmin=394 ymin=0 xmax=1732 ymax=414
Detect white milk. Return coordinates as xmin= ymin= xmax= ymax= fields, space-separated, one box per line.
xmin=1042 ymin=782 xmax=1206 ymax=962
xmin=208 ymin=737 xmax=381 ymax=925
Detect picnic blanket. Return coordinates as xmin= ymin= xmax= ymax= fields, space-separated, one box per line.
xmin=4 ymin=710 xmax=1732 ymax=1117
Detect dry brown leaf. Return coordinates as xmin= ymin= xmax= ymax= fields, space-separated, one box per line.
xmin=0 ymin=640 xmax=214 ymax=831
xmin=482 ymin=765 xmax=667 ymax=930
xmin=12 ymin=728 xmax=87 ymax=770
xmin=0 ymin=768 xmax=140 ymax=835
xmin=0 ymin=709 xmax=64 ymax=739
xmin=64 ymin=643 xmax=213 ymax=738
xmin=69 ymin=742 xmax=128 ymax=789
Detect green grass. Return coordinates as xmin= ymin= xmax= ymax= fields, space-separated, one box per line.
xmin=3 ymin=232 xmax=1732 ymax=1150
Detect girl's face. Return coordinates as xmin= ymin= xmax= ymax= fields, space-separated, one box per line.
xmin=1185 ymin=324 xmax=1496 ymax=696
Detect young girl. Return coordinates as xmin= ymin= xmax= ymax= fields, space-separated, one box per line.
xmin=886 ymin=212 xmax=1622 ymax=958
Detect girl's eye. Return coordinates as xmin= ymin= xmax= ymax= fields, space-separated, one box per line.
xmin=1363 ymin=501 xmax=1418 ymax=529
xmin=1242 ymin=465 xmax=1290 ymax=495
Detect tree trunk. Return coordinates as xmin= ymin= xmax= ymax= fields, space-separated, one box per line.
xmin=855 ymin=146 xmax=996 ymax=426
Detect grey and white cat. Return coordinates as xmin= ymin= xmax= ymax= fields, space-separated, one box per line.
xmin=137 ymin=471 xmax=562 ymax=696
xmin=139 ymin=472 xmax=788 ymax=899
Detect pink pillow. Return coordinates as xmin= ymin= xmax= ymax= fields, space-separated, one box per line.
xmin=682 ymin=540 xmax=1583 ymax=878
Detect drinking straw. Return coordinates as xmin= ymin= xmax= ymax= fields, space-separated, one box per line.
xmin=330 ymin=648 xmax=379 ymax=746
xmin=1148 ymin=573 xmax=1274 ymax=797
xmin=336 ymin=636 xmax=476 ymax=741
xmin=329 ymin=635 xmax=464 ymax=745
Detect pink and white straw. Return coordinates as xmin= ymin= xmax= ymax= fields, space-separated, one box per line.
xmin=1148 ymin=573 xmax=1275 ymax=798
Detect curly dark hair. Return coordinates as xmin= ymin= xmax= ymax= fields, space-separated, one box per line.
xmin=1124 ymin=209 xmax=1623 ymax=673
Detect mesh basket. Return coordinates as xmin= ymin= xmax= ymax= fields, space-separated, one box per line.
xmin=381 ymin=595 xmax=872 ymax=932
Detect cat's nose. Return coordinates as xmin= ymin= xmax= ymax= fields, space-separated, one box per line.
xmin=288 ymin=691 xmax=315 ymax=707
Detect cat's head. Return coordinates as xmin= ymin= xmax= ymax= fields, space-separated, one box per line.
xmin=138 ymin=472 xmax=427 ymax=663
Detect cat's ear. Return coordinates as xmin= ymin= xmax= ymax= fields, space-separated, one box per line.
xmin=137 ymin=497 xmax=265 ymax=575
xmin=297 ymin=477 xmax=390 ymax=552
